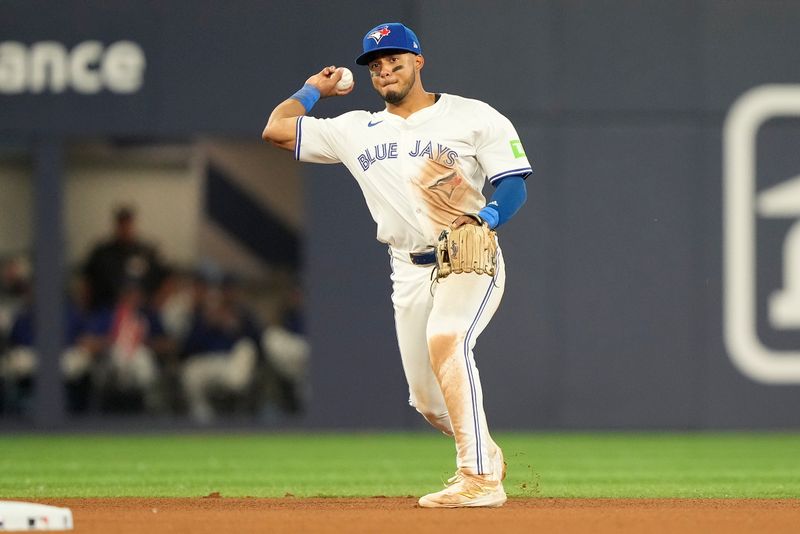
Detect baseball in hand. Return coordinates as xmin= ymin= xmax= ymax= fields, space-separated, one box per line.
xmin=335 ymin=67 xmax=353 ymax=90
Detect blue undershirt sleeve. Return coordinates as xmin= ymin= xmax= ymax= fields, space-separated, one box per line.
xmin=477 ymin=175 xmax=528 ymax=229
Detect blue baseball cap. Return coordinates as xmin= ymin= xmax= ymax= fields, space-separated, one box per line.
xmin=355 ymin=22 xmax=422 ymax=65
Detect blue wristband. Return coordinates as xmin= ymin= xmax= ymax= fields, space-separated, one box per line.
xmin=478 ymin=206 xmax=500 ymax=229
xmin=291 ymin=84 xmax=321 ymax=112
xmin=478 ymin=175 xmax=528 ymax=229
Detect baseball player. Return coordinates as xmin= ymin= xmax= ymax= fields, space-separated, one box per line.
xmin=262 ymin=22 xmax=530 ymax=508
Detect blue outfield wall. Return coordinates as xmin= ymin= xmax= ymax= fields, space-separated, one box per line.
xmin=2 ymin=0 xmax=800 ymax=428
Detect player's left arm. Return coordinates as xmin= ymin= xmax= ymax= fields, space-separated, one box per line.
xmin=452 ymin=175 xmax=527 ymax=229
xmin=453 ymin=105 xmax=532 ymax=229
xmin=479 ymin=175 xmax=527 ymax=228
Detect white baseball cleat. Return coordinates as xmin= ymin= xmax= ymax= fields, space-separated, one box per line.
xmin=418 ymin=470 xmax=507 ymax=508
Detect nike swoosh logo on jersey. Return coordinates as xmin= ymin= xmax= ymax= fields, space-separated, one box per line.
xmin=367 ymin=120 xmax=384 ymax=127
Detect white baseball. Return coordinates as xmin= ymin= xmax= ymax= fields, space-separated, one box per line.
xmin=335 ymin=67 xmax=353 ymax=90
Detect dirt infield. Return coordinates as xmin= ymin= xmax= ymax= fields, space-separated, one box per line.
xmin=32 ymin=497 xmax=800 ymax=534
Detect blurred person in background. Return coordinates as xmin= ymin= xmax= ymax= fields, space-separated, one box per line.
xmin=179 ymin=272 xmax=263 ymax=423
xmin=260 ymin=281 xmax=309 ymax=414
xmin=0 ymin=261 xmax=90 ymax=414
xmin=0 ymin=256 xmax=31 ymax=340
xmin=152 ymin=268 xmax=196 ymax=344
xmin=83 ymin=205 xmax=167 ymax=312
xmin=147 ymin=267 xmax=196 ymax=412
xmin=79 ymin=280 xmax=174 ymax=413
xmin=0 ymin=256 xmax=31 ymax=413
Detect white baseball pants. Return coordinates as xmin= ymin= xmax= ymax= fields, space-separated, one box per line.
xmin=389 ymin=245 xmax=505 ymax=476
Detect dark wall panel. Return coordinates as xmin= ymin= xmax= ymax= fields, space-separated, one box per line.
xmin=555 ymin=123 xmax=702 ymax=427
xmin=703 ymin=0 xmax=800 ymax=111
xmin=557 ymin=0 xmax=702 ymax=112
xmin=154 ymin=1 xmax=414 ymax=135
xmin=418 ymin=0 xmax=555 ymax=113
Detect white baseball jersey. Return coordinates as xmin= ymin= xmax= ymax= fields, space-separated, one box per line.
xmin=295 ymin=93 xmax=532 ymax=251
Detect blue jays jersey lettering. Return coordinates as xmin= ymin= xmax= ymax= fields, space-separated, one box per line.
xmin=358 ymin=140 xmax=457 ymax=172
xmin=357 ymin=143 xmax=398 ymax=170
xmin=296 ymin=93 xmax=532 ymax=251
xmin=407 ymin=140 xmax=459 ymax=167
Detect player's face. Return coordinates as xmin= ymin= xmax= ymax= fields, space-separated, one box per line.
xmin=367 ymin=52 xmax=419 ymax=104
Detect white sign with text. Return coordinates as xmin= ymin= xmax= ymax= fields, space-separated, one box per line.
xmin=0 ymin=40 xmax=145 ymax=94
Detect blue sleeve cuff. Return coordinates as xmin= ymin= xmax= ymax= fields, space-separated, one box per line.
xmin=477 ymin=206 xmax=500 ymax=229
xmin=488 ymin=167 xmax=532 ymax=184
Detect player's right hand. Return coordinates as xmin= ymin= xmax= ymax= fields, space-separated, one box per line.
xmin=306 ymin=66 xmax=354 ymax=98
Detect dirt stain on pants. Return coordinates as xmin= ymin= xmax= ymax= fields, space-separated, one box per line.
xmin=428 ymin=332 xmax=474 ymax=459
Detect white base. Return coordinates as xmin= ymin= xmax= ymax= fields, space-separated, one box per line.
xmin=0 ymin=501 xmax=73 ymax=531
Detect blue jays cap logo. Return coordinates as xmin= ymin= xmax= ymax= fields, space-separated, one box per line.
xmin=356 ymin=22 xmax=422 ymax=65
xmin=368 ymin=26 xmax=391 ymax=44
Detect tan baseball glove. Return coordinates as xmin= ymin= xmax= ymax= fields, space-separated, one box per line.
xmin=435 ymin=222 xmax=498 ymax=280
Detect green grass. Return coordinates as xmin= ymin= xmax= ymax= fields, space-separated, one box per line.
xmin=0 ymin=432 xmax=798 ymax=498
